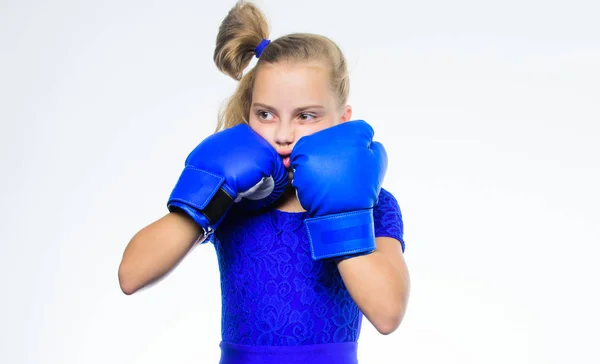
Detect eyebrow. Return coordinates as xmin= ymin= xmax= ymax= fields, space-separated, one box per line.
xmin=251 ymin=102 xmax=325 ymax=113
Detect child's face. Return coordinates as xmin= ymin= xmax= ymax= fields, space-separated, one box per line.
xmin=248 ymin=61 xmax=352 ymax=170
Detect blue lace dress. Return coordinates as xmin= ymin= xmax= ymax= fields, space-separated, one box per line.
xmin=211 ymin=188 xmax=405 ymax=364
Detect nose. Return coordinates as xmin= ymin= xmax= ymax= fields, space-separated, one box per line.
xmin=274 ymin=122 xmax=294 ymax=148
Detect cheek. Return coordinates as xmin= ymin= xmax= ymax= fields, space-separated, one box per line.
xmin=248 ymin=120 xmax=276 ymax=145
xmin=293 ymin=128 xmax=311 ymax=142
xmin=296 ymin=118 xmax=337 ymax=139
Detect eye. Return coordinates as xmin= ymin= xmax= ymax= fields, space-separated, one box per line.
xmin=298 ymin=113 xmax=317 ymax=121
xmin=256 ymin=110 xmax=275 ymax=121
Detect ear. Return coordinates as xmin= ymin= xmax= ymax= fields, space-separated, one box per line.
xmin=340 ymin=104 xmax=353 ymax=122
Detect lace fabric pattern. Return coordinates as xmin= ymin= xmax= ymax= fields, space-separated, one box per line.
xmin=213 ymin=188 xmax=405 ymax=346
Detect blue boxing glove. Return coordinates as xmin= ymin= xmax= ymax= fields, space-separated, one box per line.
xmin=290 ymin=120 xmax=387 ymax=260
xmin=168 ymin=124 xmax=288 ymax=239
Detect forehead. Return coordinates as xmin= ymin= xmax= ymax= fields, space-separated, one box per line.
xmin=252 ymin=61 xmax=333 ymax=106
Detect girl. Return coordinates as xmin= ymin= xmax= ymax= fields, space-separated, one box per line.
xmin=118 ymin=1 xmax=410 ymax=363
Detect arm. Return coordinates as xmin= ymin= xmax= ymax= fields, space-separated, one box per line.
xmin=337 ymin=237 xmax=410 ymax=335
xmin=118 ymin=123 xmax=288 ymax=295
xmin=118 ymin=211 xmax=205 ymax=295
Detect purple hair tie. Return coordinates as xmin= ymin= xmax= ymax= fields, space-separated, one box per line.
xmin=255 ymin=39 xmax=271 ymax=58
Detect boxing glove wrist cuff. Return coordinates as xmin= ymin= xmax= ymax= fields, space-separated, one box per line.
xmin=167 ymin=202 xmax=212 ymax=238
xmin=304 ymin=209 xmax=376 ymax=260
xmin=167 ymin=167 xmax=235 ymax=232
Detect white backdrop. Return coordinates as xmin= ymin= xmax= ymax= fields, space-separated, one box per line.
xmin=1 ymin=0 xmax=599 ymax=363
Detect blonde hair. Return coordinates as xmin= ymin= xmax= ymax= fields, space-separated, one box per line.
xmin=213 ymin=0 xmax=350 ymax=132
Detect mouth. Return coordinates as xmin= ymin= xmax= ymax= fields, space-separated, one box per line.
xmin=278 ymin=150 xmax=292 ymax=169
xmin=281 ymin=155 xmax=291 ymax=169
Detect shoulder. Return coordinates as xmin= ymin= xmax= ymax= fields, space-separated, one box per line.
xmin=375 ymin=188 xmax=402 ymax=215
xmin=373 ymin=187 xmax=406 ymax=252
